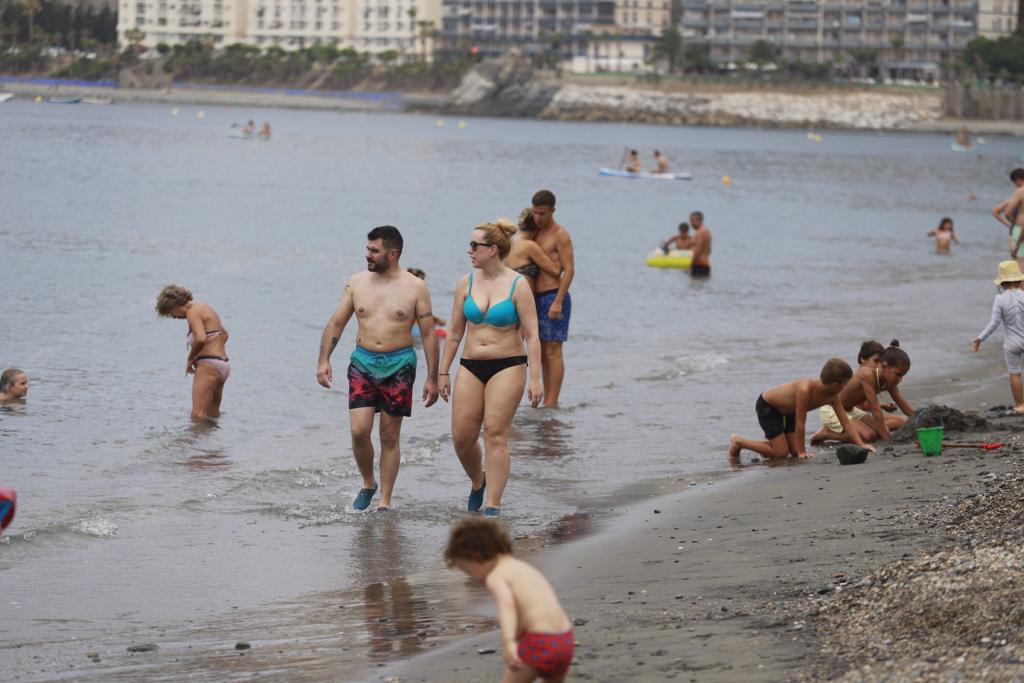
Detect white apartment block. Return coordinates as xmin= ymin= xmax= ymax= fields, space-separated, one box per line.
xmin=118 ymin=0 xmax=440 ymax=52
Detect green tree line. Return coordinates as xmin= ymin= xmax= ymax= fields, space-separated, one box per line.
xmin=0 ymin=0 xmax=117 ymax=49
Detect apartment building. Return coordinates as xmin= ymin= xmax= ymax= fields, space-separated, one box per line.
xmin=438 ymin=0 xmax=1018 ymax=72
xmin=117 ymin=0 xmax=440 ymax=52
xmin=440 ymin=0 xmax=617 ymax=56
xmin=679 ymin=0 xmax=1018 ymax=67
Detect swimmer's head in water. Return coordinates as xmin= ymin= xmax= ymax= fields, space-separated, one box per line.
xmin=1012 ymin=168 xmax=1024 ymax=185
xmin=444 ymin=517 xmax=512 ymax=575
xmin=156 ymin=285 xmax=193 ymax=318
xmin=858 ymin=340 xmax=885 ymax=366
xmin=678 ymin=222 xmax=690 ymax=234
xmin=472 ymin=219 xmax=517 ymax=261
xmin=366 ymin=225 xmax=403 ymax=272
xmin=407 ymin=268 xmax=426 ymax=280
xmin=0 ymin=368 xmax=28 ymax=399
xmin=880 ymin=340 xmax=911 ymax=384
xmin=819 ymin=358 xmax=853 ymax=389
xmin=937 ymin=217 xmax=953 ymax=231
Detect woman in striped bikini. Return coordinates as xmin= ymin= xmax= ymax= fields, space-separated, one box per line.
xmin=156 ymin=285 xmax=231 ymax=419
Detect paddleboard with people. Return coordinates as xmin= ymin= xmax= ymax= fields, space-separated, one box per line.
xmin=599 ymin=168 xmax=693 ymax=181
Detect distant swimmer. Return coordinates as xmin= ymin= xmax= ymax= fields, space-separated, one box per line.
xmin=652 ymin=149 xmax=670 ymax=173
xmin=317 ymin=226 xmax=440 ymax=512
xmin=973 ymin=261 xmax=1024 ymax=415
xmin=927 ymin=217 xmax=959 ymax=254
xmin=242 ymin=119 xmax=255 ymax=135
xmin=728 ymin=358 xmax=855 ymax=461
xmin=445 ymin=518 xmax=574 ymax=682
xmin=689 ymin=211 xmax=712 ymax=277
xmin=156 ymin=285 xmax=231 ymax=420
xmin=259 ymin=121 xmax=272 ymax=138
xmin=992 ymin=168 xmax=1024 ymax=269
xmin=0 ymin=368 xmax=28 ymax=402
xmin=954 ymin=126 xmax=972 ymax=149
xmin=504 ymin=207 xmax=563 ymax=292
xmin=624 ymin=149 xmax=641 ymax=173
xmin=661 ymin=222 xmax=694 ymax=253
xmin=407 ymin=268 xmax=448 ymax=332
xmin=438 ymin=219 xmax=543 ymax=516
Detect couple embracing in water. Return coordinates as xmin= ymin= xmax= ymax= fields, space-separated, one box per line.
xmin=315 ymin=191 xmax=574 ymax=516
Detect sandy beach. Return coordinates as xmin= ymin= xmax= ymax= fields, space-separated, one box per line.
xmin=375 ymin=372 xmax=1024 ymax=682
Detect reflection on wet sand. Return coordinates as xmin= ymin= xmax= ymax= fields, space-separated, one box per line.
xmin=161 ymin=420 xmax=234 ymax=470
xmin=510 ymin=413 xmax=576 ymax=460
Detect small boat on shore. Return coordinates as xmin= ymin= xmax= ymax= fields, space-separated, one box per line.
xmin=599 ymin=168 xmax=692 ymax=181
xmin=47 ymin=97 xmax=82 ymax=104
xmin=0 ymin=93 xmax=13 ymax=103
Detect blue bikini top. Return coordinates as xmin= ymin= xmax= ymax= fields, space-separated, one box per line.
xmin=463 ymin=273 xmax=522 ymax=327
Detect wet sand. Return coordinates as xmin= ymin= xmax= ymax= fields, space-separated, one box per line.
xmin=377 ymin=374 xmax=1024 ymax=682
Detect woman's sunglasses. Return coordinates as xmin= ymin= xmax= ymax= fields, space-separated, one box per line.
xmin=469 ymin=241 xmax=494 ymax=250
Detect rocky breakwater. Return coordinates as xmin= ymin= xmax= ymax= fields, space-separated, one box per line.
xmin=446 ymin=53 xmax=942 ymax=130
xmin=542 ymin=84 xmax=942 ymax=130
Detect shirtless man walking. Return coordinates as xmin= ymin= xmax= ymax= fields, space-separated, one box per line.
xmin=317 ymin=226 xmax=440 ymax=511
xmin=531 ymin=189 xmax=575 ymax=407
xmin=690 ymin=211 xmax=712 ymax=277
xmin=993 ymin=168 xmax=1024 ymax=269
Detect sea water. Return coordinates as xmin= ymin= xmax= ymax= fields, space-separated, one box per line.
xmin=0 ymin=101 xmax=1016 ymax=678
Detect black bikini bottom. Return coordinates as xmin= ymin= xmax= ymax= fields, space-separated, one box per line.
xmin=460 ymin=356 xmax=527 ymax=385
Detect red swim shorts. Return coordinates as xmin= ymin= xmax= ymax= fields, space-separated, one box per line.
xmin=517 ymin=629 xmax=574 ymax=679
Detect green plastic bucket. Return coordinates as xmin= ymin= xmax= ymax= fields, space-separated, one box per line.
xmin=917 ymin=426 xmax=944 ymax=456
xmin=915 ymin=409 xmax=944 ymax=457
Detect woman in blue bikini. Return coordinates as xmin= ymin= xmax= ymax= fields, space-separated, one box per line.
xmin=438 ymin=219 xmax=543 ymax=517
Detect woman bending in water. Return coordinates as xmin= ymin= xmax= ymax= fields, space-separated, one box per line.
xmin=156 ymin=285 xmax=230 ymax=419
xmin=439 ymin=219 xmax=543 ymax=517
xmin=504 ymin=208 xmax=562 ymax=292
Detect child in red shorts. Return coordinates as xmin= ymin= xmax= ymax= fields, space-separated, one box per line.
xmin=445 ymin=518 xmax=574 ymax=682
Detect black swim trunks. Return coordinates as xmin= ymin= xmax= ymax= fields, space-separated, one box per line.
xmin=756 ymin=394 xmax=795 ymax=440
xmin=691 ymin=264 xmax=711 ymax=277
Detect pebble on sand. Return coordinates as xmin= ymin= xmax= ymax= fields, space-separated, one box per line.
xmin=235 ymin=641 xmax=251 ymax=650
xmin=477 ymin=647 xmax=496 ymax=655
xmin=127 ymin=643 xmax=159 ymax=653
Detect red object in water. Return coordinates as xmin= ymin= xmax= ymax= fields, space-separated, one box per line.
xmin=0 ymin=488 xmax=15 ymax=531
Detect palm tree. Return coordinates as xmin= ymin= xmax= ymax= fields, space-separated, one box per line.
xmin=24 ymin=0 xmax=42 ymax=44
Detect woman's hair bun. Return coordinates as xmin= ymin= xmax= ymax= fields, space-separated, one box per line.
xmin=494 ymin=218 xmax=518 ymax=237
xmin=889 ymin=339 xmax=900 ymax=348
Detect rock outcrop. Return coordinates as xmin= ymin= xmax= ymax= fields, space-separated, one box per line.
xmin=449 ymin=51 xmax=558 ymax=117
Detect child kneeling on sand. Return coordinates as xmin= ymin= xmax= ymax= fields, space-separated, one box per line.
xmin=445 ymin=518 xmax=574 ymax=682
xmin=729 ymin=358 xmax=857 ymax=461
xmin=973 ymin=260 xmax=1024 ymax=414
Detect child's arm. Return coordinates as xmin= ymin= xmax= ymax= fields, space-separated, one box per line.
xmin=888 ymin=386 xmax=915 ymax=417
xmin=831 ymin=398 xmax=873 ymax=451
xmin=486 ymin=573 xmax=523 ymax=670
xmin=975 ymin=296 xmax=1004 ymax=349
xmin=793 ymin=383 xmax=813 ymax=458
xmin=861 ymin=373 xmax=890 ymax=441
